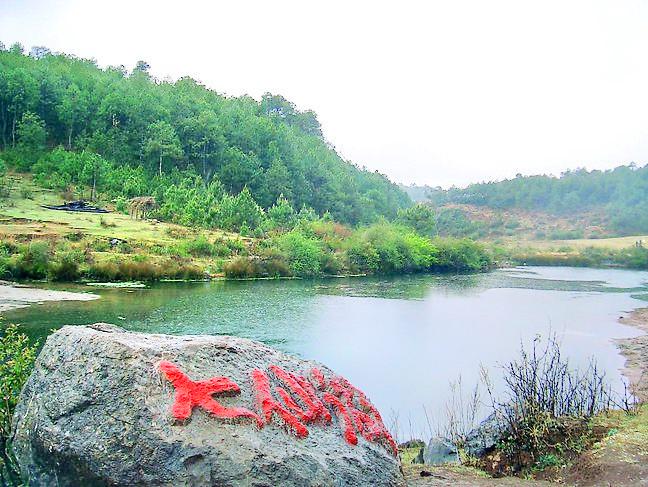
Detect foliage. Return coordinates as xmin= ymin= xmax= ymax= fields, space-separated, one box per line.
xmin=0 ymin=160 xmax=7 ymax=200
xmin=416 ymin=165 xmax=648 ymax=235
xmin=12 ymin=241 xmax=50 ymax=279
xmin=345 ymin=224 xmax=490 ymax=275
xmin=15 ymin=111 xmax=46 ymax=167
xmin=47 ymin=250 xmax=83 ymax=281
xmin=276 ymin=230 xmax=324 ymax=277
xmin=266 ymin=194 xmax=297 ymax=231
xmin=506 ymin=245 xmax=648 ymax=270
xmin=0 ymin=47 xmax=410 ymax=226
xmin=215 ymin=187 xmax=265 ymax=232
xmin=0 ymin=324 xmax=37 ymax=485
xmin=396 ymin=203 xmax=437 ymax=236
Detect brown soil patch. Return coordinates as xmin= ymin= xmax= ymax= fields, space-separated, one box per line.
xmin=402 ymin=464 xmax=552 ymax=486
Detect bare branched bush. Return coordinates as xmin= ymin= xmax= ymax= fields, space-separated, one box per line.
xmin=481 ymin=334 xmax=617 ymax=472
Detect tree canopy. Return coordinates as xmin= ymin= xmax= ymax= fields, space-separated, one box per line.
xmin=0 ymin=46 xmax=410 ymax=226
xmin=406 ymin=165 xmax=648 ymax=235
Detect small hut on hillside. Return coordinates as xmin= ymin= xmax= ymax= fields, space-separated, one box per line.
xmin=129 ymin=196 xmax=157 ymax=220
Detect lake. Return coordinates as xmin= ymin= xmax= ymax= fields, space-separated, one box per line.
xmin=3 ymin=266 xmax=647 ymax=441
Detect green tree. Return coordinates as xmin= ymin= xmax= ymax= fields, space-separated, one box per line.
xmin=56 ymin=83 xmax=88 ymax=149
xmin=180 ymin=110 xmax=225 ymax=184
xmin=258 ymin=158 xmax=292 ymax=207
xmin=16 ymin=111 xmax=47 ymax=167
xmin=216 ymin=187 xmax=265 ymax=232
xmin=80 ymin=152 xmax=109 ymax=200
xmin=397 ymin=203 xmax=437 ymax=236
xmin=267 ymin=194 xmax=296 ymax=230
xmin=144 ymin=121 xmax=182 ymax=176
xmin=1 ymin=68 xmax=39 ymax=148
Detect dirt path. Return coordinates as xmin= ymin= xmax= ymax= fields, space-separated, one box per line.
xmin=0 ymin=282 xmax=99 ymax=312
xmin=402 ymin=464 xmax=553 ymax=486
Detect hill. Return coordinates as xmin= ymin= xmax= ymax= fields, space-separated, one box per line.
xmin=403 ymin=165 xmax=648 ymax=237
xmin=0 ymin=44 xmax=409 ymax=228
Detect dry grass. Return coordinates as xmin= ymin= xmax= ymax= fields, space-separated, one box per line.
xmin=507 ymin=235 xmax=648 ymax=251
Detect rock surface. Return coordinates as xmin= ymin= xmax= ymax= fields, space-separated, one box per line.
xmin=12 ymin=324 xmax=403 ymax=486
xmin=424 ymin=438 xmax=458 ymax=465
xmin=423 ymin=413 xmax=504 ymax=466
xmin=463 ymin=413 xmax=504 ymax=458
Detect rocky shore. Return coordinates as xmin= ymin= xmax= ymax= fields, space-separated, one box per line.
xmin=0 ymin=282 xmax=99 ymax=313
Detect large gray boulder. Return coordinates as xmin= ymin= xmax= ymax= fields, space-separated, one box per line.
xmin=12 ymin=324 xmax=403 ymax=486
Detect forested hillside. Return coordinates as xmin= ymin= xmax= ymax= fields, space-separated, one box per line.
xmin=0 ymin=44 xmax=409 ymax=228
xmin=406 ymin=165 xmax=648 ymax=235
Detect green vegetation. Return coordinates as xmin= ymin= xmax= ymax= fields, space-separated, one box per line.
xmin=0 ymin=44 xmax=408 ymax=228
xmin=409 ymin=165 xmax=648 ymax=235
xmin=0 ymin=176 xmax=492 ymax=282
xmin=504 ymin=244 xmax=648 ymax=269
xmin=0 ymin=324 xmax=37 ymax=485
xmin=0 ymin=45 xmax=500 ymax=283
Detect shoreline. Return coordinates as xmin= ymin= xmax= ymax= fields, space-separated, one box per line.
xmin=618 ymin=307 xmax=648 ymax=402
xmin=0 ymin=282 xmax=99 ymax=313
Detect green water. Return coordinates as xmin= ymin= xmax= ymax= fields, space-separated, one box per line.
xmin=3 ymin=266 xmax=647 ymax=440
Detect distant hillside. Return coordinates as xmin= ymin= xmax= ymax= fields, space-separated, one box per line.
xmin=0 ymin=44 xmax=409 ymax=227
xmin=402 ymin=165 xmax=648 ymax=236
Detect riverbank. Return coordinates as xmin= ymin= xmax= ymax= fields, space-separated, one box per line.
xmin=618 ymin=307 xmax=648 ymax=402
xmin=403 ymin=304 xmax=648 ymax=486
xmin=0 ymin=282 xmax=98 ymax=312
xmin=555 ymin=310 xmax=648 ymax=486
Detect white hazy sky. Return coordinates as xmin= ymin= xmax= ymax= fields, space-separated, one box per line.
xmin=2 ymin=0 xmax=648 ymax=187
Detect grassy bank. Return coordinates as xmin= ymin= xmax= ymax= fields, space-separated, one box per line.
xmin=498 ymin=241 xmax=648 ymax=269
xmin=0 ymin=174 xmax=492 ymax=282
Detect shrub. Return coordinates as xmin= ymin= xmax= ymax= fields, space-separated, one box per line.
xmin=481 ymin=335 xmax=614 ymax=475
xmin=48 ymin=251 xmax=82 ymax=281
xmin=183 ymin=235 xmax=215 ymax=257
xmin=258 ymin=247 xmax=291 ymax=277
xmin=433 ymin=239 xmax=491 ymax=272
xmin=225 ymin=238 xmax=246 ymax=255
xmin=87 ymin=259 xmax=203 ymax=281
xmin=321 ymin=253 xmax=343 ymax=275
xmin=0 ymin=324 xmax=37 ymax=484
xmin=87 ymin=261 xmax=120 ymax=281
xmin=0 ymin=255 xmax=7 ymax=280
xmin=276 ymin=231 xmax=323 ymax=277
xmin=114 ymin=196 xmax=128 ymax=214
xmin=12 ymin=241 xmax=50 ymax=279
xmin=99 ymin=216 xmax=116 ymax=228
xmin=346 ymin=240 xmax=380 ymax=273
xmin=223 ymin=256 xmax=261 ymax=278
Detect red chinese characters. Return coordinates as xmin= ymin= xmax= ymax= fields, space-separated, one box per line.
xmin=159 ymin=361 xmax=397 ymax=456
xmin=251 ymin=365 xmax=332 ymax=438
xmin=158 ymin=361 xmax=261 ymax=426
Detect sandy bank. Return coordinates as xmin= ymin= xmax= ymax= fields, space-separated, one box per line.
xmin=0 ymin=283 xmax=99 ymax=313
xmin=618 ymin=308 xmax=648 ymax=402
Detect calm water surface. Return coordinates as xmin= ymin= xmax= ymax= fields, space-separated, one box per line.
xmin=4 ymin=266 xmax=647 ymax=440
